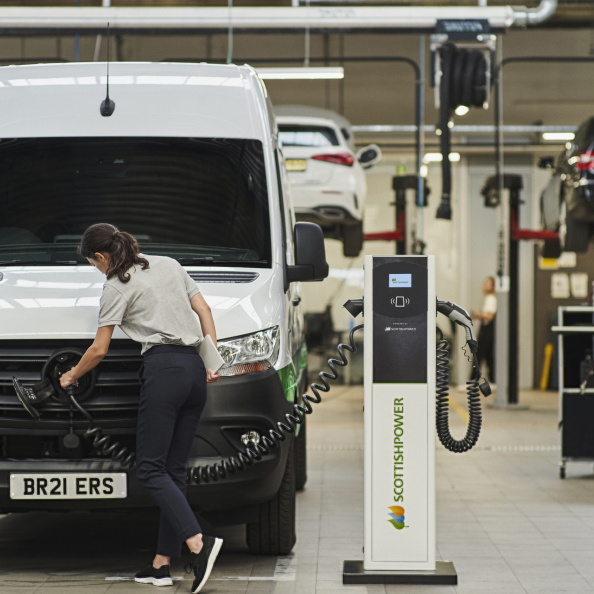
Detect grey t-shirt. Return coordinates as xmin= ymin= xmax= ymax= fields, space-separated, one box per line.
xmin=98 ymin=254 xmax=202 ymax=354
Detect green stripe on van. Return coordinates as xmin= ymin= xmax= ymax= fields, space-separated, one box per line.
xmin=277 ymin=362 xmax=298 ymax=403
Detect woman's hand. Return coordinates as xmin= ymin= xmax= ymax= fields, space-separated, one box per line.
xmin=60 ymin=368 xmax=78 ymax=389
xmin=207 ymin=369 xmax=221 ymax=384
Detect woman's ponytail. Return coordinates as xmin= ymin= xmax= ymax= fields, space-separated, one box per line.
xmin=79 ymin=223 xmax=149 ymax=283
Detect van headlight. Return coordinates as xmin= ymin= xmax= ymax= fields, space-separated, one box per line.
xmin=217 ymin=326 xmax=280 ymax=377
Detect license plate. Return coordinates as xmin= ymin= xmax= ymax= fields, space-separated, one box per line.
xmin=286 ymin=159 xmax=307 ymax=171
xmin=10 ymin=473 xmax=127 ymax=500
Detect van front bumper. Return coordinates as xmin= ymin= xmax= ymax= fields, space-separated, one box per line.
xmin=0 ymin=368 xmax=293 ymax=519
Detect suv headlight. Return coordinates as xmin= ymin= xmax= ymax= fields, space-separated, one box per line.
xmin=217 ymin=326 xmax=280 ymax=377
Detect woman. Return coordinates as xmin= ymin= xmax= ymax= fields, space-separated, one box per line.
xmin=59 ymin=223 xmax=222 ymax=593
xmin=472 ymin=276 xmax=497 ymax=383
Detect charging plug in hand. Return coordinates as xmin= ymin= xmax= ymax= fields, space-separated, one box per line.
xmin=59 ymin=368 xmax=79 ymax=390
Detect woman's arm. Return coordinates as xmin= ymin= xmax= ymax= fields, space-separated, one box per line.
xmin=60 ymin=325 xmax=115 ymax=388
xmin=191 ymin=293 xmax=220 ymax=384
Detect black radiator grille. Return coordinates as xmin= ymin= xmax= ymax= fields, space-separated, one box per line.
xmin=2 ymin=433 xmax=137 ymax=460
xmin=0 ymin=339 xmax=142 ymax=421
xmin=187 ymin=271 xmax=259 ymax=283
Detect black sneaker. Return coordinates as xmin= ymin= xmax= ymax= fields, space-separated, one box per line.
xmin=185 ymin=535 xmax=224 ymax=593
xmin=134 ymin=562 xmax=173 ymax=587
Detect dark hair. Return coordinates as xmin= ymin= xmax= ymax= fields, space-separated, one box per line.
xmin=79 ymin=223 xmax=149 ymax=284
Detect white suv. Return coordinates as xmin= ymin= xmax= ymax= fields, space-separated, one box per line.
xmin=275 ymin=106 xmax=380 ymax=257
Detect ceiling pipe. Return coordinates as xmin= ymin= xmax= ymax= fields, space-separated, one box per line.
xmin=0 ymin=5 xmax=556 ymax=34
xmin=512 ymin=0 xmax=557 ymax=27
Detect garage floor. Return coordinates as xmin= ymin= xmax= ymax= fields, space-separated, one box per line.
xmin=1 ymin=386 xmax=592 ymax=594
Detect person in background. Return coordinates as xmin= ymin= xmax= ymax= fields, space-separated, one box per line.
xmin=472 ymin=276 xmax=497 ymax=382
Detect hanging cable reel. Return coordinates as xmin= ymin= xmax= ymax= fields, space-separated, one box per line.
xmin=434 ymin=40 xmax=493 ymax=220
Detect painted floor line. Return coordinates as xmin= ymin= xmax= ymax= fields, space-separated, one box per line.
xmin=106 ymin=556 xmax=297 ymax=583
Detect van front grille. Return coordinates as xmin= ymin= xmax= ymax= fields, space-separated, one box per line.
xmin=0 ymin=339 xmax=142 ymax=423
xmin=187 ymin=271 xmax=259 ymax=283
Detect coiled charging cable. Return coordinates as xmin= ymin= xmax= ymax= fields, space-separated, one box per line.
xmin=68 ymin=389 xmax=136 ymax=468
xmin=435 ymin=326 xmax=482 ymax=453
xmin=187 ymin=324 xmax=364 ymax=485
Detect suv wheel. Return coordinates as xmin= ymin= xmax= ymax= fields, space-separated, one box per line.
xmin=294 ymin=416 xmax=307 ymax=491
xmin=343 ymin=220 xmax=363 ymax=258
xmin=246 ymin=443 xmax=296 ymax=555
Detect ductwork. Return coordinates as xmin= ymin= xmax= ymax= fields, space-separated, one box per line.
xmin=0 ymin=3 xmax=557 ymax=34
xmin=512 ymin=0 xmax=558 ymax=27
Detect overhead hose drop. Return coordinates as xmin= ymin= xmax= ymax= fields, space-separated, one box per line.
xmin=436 ymin=42 xmax=489 ymax=220
xmin=187 ymin=324 xmax=364 ymax=485
xmin=435 ymin=326 xmax=482 ymax=453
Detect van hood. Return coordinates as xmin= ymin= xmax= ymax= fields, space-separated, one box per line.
xmin=0 ymin=266 xmax=281 ymax=342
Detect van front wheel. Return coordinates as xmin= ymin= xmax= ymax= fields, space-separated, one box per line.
xmin=294 ymin=416 xmax=307 ymax=491
xmin=246 ymin=443 xmax=296 ymax=555
xmin=342 ymin=221 xmax=363 ymax=258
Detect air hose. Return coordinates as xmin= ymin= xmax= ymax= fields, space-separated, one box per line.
xmin=435 ymin=326 xmax=482 ymax=453
xmin=186 ymin=324 xmax=364 ymax=485
xmin=436 ymin=42 xmax=489 ymax=220
xmin=69 ymin=393 xmax=136 ymax=468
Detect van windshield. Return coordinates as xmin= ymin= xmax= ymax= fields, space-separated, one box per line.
xmin=0 ymin=137 xmax=271 ymax=267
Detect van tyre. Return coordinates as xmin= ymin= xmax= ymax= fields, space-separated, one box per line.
xmin=542 ymin=238 xmax=561 ymax=259
xmin=294 ymin=416 xmax=307 ymax=491
xmin=246 ymin=443 xmax=296 ymax=555
xmin=343 ymin=221 xmax=363 ymax=258
xmin=563 ymin=213 xmax=590 ymax=253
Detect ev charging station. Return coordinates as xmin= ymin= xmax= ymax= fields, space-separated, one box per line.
xmin=343 ymin=255 xmax=470 ymax=585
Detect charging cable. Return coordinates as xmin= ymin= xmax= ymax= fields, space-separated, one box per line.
xmin=187 ymin=323 xmax=364 ymax=484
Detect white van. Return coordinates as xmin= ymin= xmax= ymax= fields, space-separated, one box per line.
xmin=0 ymin=62 xmax=328 ymax=555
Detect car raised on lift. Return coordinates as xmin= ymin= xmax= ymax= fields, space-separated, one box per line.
xmin=540 ymin=116 xmax=594 ymax=255
xmin=0 ymin=61 xmax=328 ymax=556
xmin=275 ymin=106 xmax=381 ymax=258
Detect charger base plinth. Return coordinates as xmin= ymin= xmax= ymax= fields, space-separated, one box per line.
xmin=342 ymin=560 xmax=457 ymax=585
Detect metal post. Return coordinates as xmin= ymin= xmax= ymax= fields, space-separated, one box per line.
xmin=417 ymin=34 xmax=425 ymax=245
xmin=508 ymin=187 xmax=519 ymax=405
xmin=395 ymin=187 xmax=407 ymax=255
xmin=493 ymin=35 xmax=510 ymax=408
xmin=75 ymin=0 xmax=80 ymax=62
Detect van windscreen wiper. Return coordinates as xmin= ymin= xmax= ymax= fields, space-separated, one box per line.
xmin=0 ymin=260 xmax=84 ymax=266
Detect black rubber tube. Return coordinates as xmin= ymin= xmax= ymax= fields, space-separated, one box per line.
xmin=435 ymin=326 xmax=482 ymax=453
xmin=436 ymin=44 xmax=488 ymax=221
xmin=436 ymin=44 xmax=455 ymax=220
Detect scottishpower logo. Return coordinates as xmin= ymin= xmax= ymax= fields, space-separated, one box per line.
xmin=388 ymin=506 xmax=406 ymax=530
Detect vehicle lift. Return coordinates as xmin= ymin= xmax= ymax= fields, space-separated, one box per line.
xmin=482 ymin=174 xmax=558 ymax=407
xmin=364 ymin=174 xmax=430 ymax=255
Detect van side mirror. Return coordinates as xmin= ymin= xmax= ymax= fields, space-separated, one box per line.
xmin=287 ymin=223 xmax=329 ymax=283
xmin=356 ymin=144 xmax=382 ymax=169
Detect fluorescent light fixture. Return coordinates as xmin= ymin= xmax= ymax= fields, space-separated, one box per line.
xmin=423 ymin=152 xmax=460 ymax=163
xmin=542 ymin=132 xmax=575 ymax=141
xmin=455 ymin=105 xmax=469 ymax=116
xmin=256 ymin=67 xmax=344 ymax=80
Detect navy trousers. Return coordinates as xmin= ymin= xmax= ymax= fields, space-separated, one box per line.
xmin=136 ymin=345 xmax=207 ymax=558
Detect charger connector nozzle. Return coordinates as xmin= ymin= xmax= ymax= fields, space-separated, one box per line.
xmin=479 ymin=380 xmax=491 ymax=397
xmin=344 ymin=299 xmax=364 ymax=318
